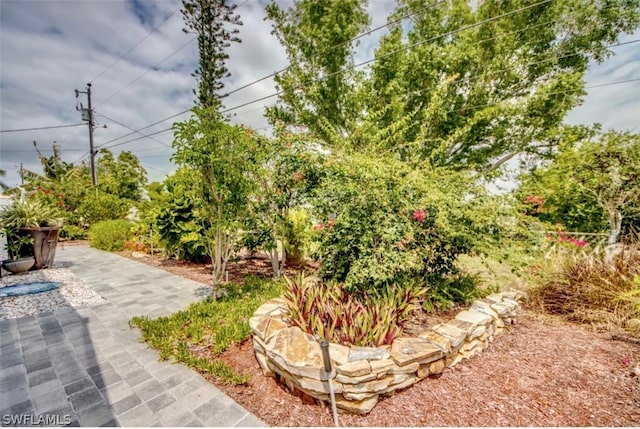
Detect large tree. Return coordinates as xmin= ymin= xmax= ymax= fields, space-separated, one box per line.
xmin=267 ymin=0 xmax=640 ymax=172
xmin=172 ymin=108 xmax=261 ymax=293
xmin=518 ymin=129 xmax=640 ymax=243
xmin=97 ymin=149 xmax=147 ymax=202
xmin=182 ymin=0 xmax=243 ymax=109
xmin=265 ymin=0 xmax=369 ymax=144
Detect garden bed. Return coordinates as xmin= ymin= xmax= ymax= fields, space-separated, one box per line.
xmin=249 ymin=292 xmax=523 ymax=414
xmin=123 ymin=251 xmax=640 ymax=426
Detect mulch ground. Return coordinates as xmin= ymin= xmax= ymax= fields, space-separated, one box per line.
xmin=119 ymin=250 xmax=640 ymax=427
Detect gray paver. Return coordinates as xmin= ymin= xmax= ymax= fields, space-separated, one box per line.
xmin=32 ymin=389 xmax=69 ymax=414
xmin=91 ymin=368 xmax=123 ymax=390
xmin=203 ymin=405 xmax=250 ymax=428
xmin=157 ymin=402 xmax=196 ymax=427
xmin=0 ymin=398 xmax=35 ymax=419
xmin=0 ymin=245 xmax=265 ymax=427
xmin=110 ymin=393 xmax=142 ymax=416
xmin=146 ymin=391 xmax=176 ymax=413
xmin=120 ymin=366 xmax=152 ymax=388
xmin=27 ymin=366 xmax=57 ymax=387
xmin=0 ymin=353 xmax=23 ymax=369
xmin=132 ymin=378 xmax=164 ymax=402
xmin=117 ymin=403 xmax=159 ymax=427
xmin=64 ymin=377 xmax=96 ymax=396
xmin=100 ymin=380 xmax=134 ymax=404
xmin=75 ymin=401 xmax=116 ymax=427
xmin=68 ymin=386 xmax=105 ymax=413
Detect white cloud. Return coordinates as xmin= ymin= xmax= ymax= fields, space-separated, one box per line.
xmin=1 ymin=0 xmax=638 ymax=190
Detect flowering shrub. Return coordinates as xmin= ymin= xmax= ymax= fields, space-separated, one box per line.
xmin=310 ymin=153 xmax=479 ymax=294
xmin=524 ymin=195 xmax=545 ymax=215
xmin=546 ymin=224 xmax=588 ymax=249
xmin=413 ymin=209 xmax=427 ymax=222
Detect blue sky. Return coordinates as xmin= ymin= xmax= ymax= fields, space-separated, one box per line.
xmin=0 ymin=0 xmax=638 ymax=189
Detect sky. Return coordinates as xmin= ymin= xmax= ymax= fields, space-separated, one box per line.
xmin=0 ymin=0 xmax=638 ymax=190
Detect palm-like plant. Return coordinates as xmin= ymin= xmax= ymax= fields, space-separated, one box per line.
xmin=0 ymin=197 xmax=62 ymax=230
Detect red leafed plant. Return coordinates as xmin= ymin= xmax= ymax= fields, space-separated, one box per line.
xmin=283 ymin=273 xmax=426 ymax=347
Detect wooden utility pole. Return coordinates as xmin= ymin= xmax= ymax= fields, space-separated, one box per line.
xmin=75 ymin=83 xmax=97 ymax=186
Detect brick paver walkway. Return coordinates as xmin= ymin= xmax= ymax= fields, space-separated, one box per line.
xmin=0 ymin=245 xmax=265 ymax=427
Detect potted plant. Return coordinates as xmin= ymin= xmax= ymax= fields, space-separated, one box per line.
xmin=1 ymin=232 xmax=35 ymax=273
xmin=0 ymin=197 xmax=63 ymax=270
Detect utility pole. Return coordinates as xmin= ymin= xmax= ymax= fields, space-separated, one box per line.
xmin=75 ymin=83 xmax=97 ymax=186
xmin=19 ymin=163 xmax=24 ymax=185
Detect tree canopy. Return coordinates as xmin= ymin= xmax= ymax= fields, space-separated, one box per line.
xmin=518 ymin=129 xmax=640 ymax=241
xmin=267 ymin=0 xmax=640 ymax=172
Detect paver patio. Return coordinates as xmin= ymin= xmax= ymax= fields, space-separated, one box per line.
xmin=0 ymin=245 xmax=265 ymax=427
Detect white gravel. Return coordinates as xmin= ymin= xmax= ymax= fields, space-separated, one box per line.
xmin=0 ymin=267 xmax=103 ymax=319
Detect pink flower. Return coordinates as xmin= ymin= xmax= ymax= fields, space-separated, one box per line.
xmin=312 ymin=223 xmax=324 ymax=231
xmin=413 ymin=210 xmax=427 ymax=222
xmin=571 ymin=239 xmax=587 ymax=248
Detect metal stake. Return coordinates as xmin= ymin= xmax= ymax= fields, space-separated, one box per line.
xmin=320 ymin=339 xmax=340 ymax=427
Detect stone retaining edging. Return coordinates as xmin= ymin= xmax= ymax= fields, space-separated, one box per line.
xmin=250 ymin=291 xmax=524 ymax=414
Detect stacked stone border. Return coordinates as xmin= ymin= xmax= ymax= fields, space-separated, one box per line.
xmin=250 ymin=291 xmax=524 ymax=414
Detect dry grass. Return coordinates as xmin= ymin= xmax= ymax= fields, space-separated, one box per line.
xmin=528 ymin=243 xmax=640 ymax=333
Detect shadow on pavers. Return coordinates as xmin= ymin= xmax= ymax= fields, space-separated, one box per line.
xmin=0 ymin=273 xmax=117 ymax=427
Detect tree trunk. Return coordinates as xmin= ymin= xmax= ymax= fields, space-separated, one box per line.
xmin=606 ymin=209 xmax=624 ymax=263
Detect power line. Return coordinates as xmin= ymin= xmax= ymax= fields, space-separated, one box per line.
xmin=137 ymin=153 xmax=174 ymax=159
xmin=92 ymin=1 xmax=459 ymax=148
xmin=139 ymin=160 xmax=172 ymax=174
xmin=2 ymin=148 xmax=86 ymax=153
xmin=220 ymin=0 xmax=446 ymax=99
xmin=0 ymin=123 xmax=85 ymax=133
xmin=97 ymin=1 xmax=251 ymax=107
xmin=96 ymin=0 xmax=631 ymax=151
xmin=210 ymin=0 xmax=559 ymax=116
xmin=223 ymin=1 xmax=635 ymax=119
xmin=102 ymin=74 xmax=640 ymax=153
xmin=127 ymin=145 xmax=174 ymax=154
xmin=220 ymin=20 xmax=558 ymax=119
xmin=101 ymin=127 xmax=175 ymax=150
xmin=442 ymin=38 xmax=640 ymax=96
xmin=97 ymin=37 xmax=196 ymax=106
xmin=73 ymin=151 xmax=90 ymax=165
xmin=461 ymin=77 xmax=640 ymax=112
xmin=97 ymin=114 xmax=172 ymax=147
xmin=99 ymin=108 xmax=191 ymax=148
xmin=90 ymin=6 xmax=181 ymax=83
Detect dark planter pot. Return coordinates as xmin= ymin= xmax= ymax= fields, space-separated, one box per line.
xmin=2 ymin=257 xmax=35 ymax=274
xmin=285 ymin=247 xmax=304 ymax=267
xmin=19 ymin=227 xmax=60 ymax=270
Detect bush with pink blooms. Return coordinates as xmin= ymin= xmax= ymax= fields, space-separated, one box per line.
xmin=309 ymin=153 xmax=496 ymax=296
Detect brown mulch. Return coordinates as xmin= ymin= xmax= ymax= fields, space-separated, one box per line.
xmin=119 ymin=250 xmax=640 ymax=427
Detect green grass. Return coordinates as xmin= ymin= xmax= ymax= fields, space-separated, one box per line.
xmin=130 ymin=275 xmax=284 ymax=385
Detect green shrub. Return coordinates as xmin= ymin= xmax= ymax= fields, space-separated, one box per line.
xmin=60 ymin=224 xmax=87 ymax=240
xmin=78 ymin=192 xmax=130 ymax=225
xmin=422 ymin=272 xmax=484 ymax=312
xmin=311 ymin=153 xmax=479 ymax=293
xmin=88 ymin=219 xmax=132 ymax=251
xmin=283 ymin=273 xmax=426 ymax=347
xmin=155 ymin=170 xmax=209 ymax=262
